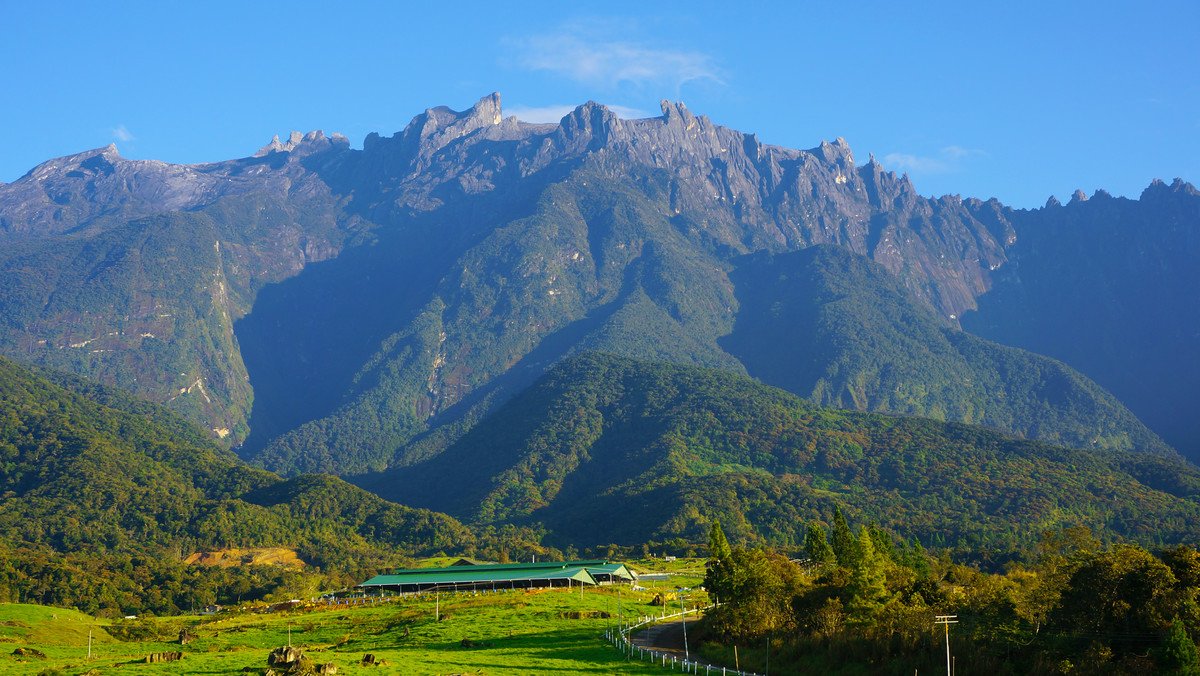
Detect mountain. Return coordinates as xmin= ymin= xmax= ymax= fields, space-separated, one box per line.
xmin=962 ymin=181 xmax=1200 ymax=459
xmin=0 ymin=93 xmax=1193 ymax=475
xmin=369 ymin=352 xmax=1200 ymax=549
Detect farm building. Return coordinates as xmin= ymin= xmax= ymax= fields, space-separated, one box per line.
xmin=358 ymin=560 xmax=636 ymax=594
xmin=585 ymin=561 xmax=637 ymax=585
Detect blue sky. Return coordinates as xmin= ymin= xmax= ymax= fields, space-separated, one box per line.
xmin=4 ymin=1 xmax=1197 ymax=208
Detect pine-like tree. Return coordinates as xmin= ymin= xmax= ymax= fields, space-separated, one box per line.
xmin=708 ymin=520 xmax=733 ymax=562
xmin=1154 ymin=618 xmax=1199 ymax=674
xmin=848 ymin=527 xmax=888 ymax=616
xmin=906 ymin=538 xmax=932 ymax=579
xmin=831 ymin=507 xmax=856 ymax=569
xmin=804 ymin=523 xmax=834 ymax=567
xmin=705 ymin=521 xmax=735 ymax=603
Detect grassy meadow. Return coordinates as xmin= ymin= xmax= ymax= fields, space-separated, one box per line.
xmin=1 ymin=558 xmax=709 ymax=675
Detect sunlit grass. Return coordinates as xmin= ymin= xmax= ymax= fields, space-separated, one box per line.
xmin=1 ymin=567 xmax=712 ymax=675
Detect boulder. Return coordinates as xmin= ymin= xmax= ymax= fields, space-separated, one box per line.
xmin=267 ymin=645 xmax=304 ymax=667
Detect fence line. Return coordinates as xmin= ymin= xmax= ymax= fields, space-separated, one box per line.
xmin=605 ymin=604 xmax=764 ymax=676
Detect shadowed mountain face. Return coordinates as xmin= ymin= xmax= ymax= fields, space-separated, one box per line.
xmin=365 ymin=352 xmax=1200 ymax=549
xmin=720 ymin=245 xmax=1174 ymax=457
xmin=962 ymin=182 xmax=1200 ymax=460
xmin=0 ymin=93 xmax=1194 ymax=474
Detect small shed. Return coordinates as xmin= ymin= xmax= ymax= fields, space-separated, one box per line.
xmin=585 ymin=562 xmax=637 ymax=585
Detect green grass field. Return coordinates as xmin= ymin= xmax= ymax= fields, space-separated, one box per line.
xmin=1 ymin=559 xmax=711 ymax=675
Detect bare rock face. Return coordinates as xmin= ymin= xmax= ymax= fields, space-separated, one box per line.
xmin=254 ymin=130 xmax=349 ymax=158
xmin=0 ymin=144 xmax=228 ymax=237
xmin=0 ymin=130 xmax=351 ymax=241
xmin=341 ymin=94 xmax=1012 ymax=320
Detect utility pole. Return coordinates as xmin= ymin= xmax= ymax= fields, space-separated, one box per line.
xmin=679 ymin=592 xmax=689 ymax=661
xmin=934 ymin=615 xmax=958 ymax=676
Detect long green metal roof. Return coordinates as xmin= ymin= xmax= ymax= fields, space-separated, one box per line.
xmin=390 ymin=560 xmax=609 ymax=575
xmin=361 ymin=565 xmax=597 ymax=588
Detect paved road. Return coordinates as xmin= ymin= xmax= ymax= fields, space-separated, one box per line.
xmin=631 ymin=616 xmax=692 ymax=656
xmin=630 ymin=614 xmax=765 ymax=675
xmin=630 ymin=614 xmax=735 ymax=672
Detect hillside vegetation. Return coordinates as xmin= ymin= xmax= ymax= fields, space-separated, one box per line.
xmin=375 ymin=352 xmax=1200 ymax=551
xmin=701 ymin=519 xmax=1200 ymax=675
xmin=722 ymin=244 xmax=1173 ymax=456
xmin=0 ymin=356 xmax=477 ymax=615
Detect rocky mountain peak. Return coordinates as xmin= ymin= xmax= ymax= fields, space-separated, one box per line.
xmin=23 ymin=143 xmax=121 ymax=182
xmin=815 ymin=137 xmax=855 ymax=167
xmin=555 ymin=100 xmax=621 ymax=151
xmin=362 ymin=92 xmax=504 ymax=174
xmin=858 ymin=152 xmax=918 ymax=211
xmin=659 ymin=99 xmax=698 ymax=126
xmin=406 ymin=93 xmax=501 ymax=145
xmin=253 ymin=130 xmax=348 ymax=158
xmin=1141 ymin=177 xmax=1200 ymax=202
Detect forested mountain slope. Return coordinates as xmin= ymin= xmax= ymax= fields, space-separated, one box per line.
xmin=0 ymin=355 xmax=471 ymax=573
xmin=721 ymin=244 xmax=1173 ymax=456
xmin=370 ymin=353 xmax=1200 ymax=550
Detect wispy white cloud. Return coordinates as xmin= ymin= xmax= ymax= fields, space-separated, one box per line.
xmin=507 ymin=26 xmax=725 ymax=92
xmin=111 ymin=125 xmax=135 ymax=142
xmin=505 ymin=103 xmax=649 ymax=123
xmin=884 ymin=146 xmax=987 ymax=174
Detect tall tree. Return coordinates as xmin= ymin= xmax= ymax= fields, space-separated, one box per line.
xmin=831 ymin=507 xmax=856 ymax=569
xmin=705 ymin=520 xmax=735 ymax=603
xmin=905 ymin=538 xmax=932 ymax=580
xmin=804 ymin=523 xmax=834 ymax=567
xmin=709 ymin=520 xmax=733 ymax=562
xmin=848 ymin=526 xmax=888 ymax=616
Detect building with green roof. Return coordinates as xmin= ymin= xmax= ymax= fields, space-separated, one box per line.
xmin=358 ymin=560 xmax=635 ymax=594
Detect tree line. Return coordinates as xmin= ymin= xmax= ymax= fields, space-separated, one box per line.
xmin=701 ymin=517 xmax=1200 ymax=675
